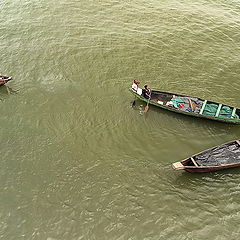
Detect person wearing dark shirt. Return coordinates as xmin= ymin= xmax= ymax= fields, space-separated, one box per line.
xmin=142 ymin=85 xmax=151 ymax=99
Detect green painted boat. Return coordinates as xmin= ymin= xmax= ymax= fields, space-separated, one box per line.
xmin=129 ymin=87 xmax=240 ymax=124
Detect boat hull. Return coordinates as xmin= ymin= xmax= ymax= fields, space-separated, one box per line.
xmin=129 ymin=88 xmax=240 ymax=124
xmin=174 ymin=163 xmax=240 ymax=173
xmin=172 ymin=140 xmax=240 ymax=173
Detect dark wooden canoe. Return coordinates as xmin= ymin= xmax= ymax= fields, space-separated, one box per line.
xmin=0 ymin=75 xmax=12 ymax=86
xmin=129 ymin=88 xmax=240 ymax=124
xmin=172 ymin=140 xmax=240 ymax=173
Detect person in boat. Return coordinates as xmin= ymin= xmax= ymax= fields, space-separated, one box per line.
xmin=132 ymin=80 xmax=143 ymax=95
xmin=132 ymin=80 xmax=140 ymax=92
xmin=142 ymin=85 xmax=151 ymax=99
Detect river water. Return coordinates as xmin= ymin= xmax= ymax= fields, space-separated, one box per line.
xmin=1 ymin=0 xmax=240 ymax=239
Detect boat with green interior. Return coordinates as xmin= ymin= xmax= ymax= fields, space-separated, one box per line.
xmin=129 ymin=86 xmax=240 ymax=124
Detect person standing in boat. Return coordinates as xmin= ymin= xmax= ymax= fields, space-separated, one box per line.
xmin=132 ymin=80 xmax=142 ymax=95
xmin=142 ymin=85 xmax=151 ymax=99
xmin=131 ymin=80 xmax=139 ymax=92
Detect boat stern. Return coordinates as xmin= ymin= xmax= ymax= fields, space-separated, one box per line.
xmin=172 ymin=161 xmax=185 ymax=170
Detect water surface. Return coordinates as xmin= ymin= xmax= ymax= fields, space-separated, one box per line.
xmin=1 ymin=0 xmax=240 ymax=239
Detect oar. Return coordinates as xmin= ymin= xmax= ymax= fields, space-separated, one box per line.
xmin=144 ymin=90 xmax=151 ymax=113
xmin=6 ymin=86 xmax=10 ymax=95
xmin=131 ymin=100 xmax=136 ymax=107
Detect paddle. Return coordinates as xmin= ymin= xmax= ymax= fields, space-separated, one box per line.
xmin=6 ymin=86 xmax=10 ymax=95
xmin=131 ymin=100 xmax=136 ymax=107
xmin=144 ymin=89 xmax=151 ymax=113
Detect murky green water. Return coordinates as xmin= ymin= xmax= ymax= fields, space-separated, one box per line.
xmin=1 ymin=0 xmax=240 ymax=239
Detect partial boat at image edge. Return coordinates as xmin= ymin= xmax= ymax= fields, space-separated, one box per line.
xmin=172 ymin=139 xmax=240 ymax=173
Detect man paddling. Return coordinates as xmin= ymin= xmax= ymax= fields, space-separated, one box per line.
xmin=142 ymin=85 xmax=152 ymax=113
xmin=142 ymin=85 xmax=151 ymax=99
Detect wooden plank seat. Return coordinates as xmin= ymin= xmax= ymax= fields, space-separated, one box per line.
xmin=231 ymin=108 xmax=236 ymax=118
xmin=199 ymin=100 xmax=207 ymax=115
xmin=191 ymin=157 xmax=198 ymax=167
xmin=215 ymin=104 xmax=222 ymax=117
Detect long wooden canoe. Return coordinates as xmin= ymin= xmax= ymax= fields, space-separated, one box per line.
xmin=172 ymin=140 xmax=240 ymax=173
xmin=129 ymin=88 xmax=240 ymax=124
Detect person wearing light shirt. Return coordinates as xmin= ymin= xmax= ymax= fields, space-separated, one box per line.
xmin=132 ymin=80 xmax=142 ymax=95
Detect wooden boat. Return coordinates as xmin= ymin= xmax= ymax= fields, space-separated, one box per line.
xmin=0 ymin=75 xmax=12 ymax=86
xmin=129 ymin=87 xmax=240 ymax=124
xmin=172 ymin=140 xmax=240 ymax=173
